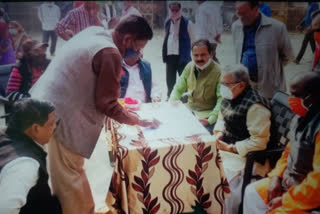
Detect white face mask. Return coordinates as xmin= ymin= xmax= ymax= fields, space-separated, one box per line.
xmin=195 ymin=58 xmax=212 ymax=70
xmin=9 ymin=28 xmax=18 ymax=35
xmin=220 ymin=84 xmax=234 ymax=100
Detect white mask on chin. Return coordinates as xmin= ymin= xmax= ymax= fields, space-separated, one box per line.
xmin=195 ymin=58 xmax=212 ymax=70
xmin=220 ymin=84 xmax=234 ymax=100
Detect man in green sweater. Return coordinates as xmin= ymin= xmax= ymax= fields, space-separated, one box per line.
xmin=169 ymin=39 xmax=222 ymax=133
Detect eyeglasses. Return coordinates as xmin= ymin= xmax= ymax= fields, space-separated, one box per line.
xmin=220 ymin=81 xmax=240 ymax=87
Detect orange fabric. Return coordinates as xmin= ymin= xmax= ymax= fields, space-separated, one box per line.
xmin=315 ymin=32 xmax=320 ymax=45
xmin=268 ymin=143 xmax=291 ymax=178
xmin=255 ymin=178 xmax=271 ymax=204
xmin=255 ymin=132 xmax=320 ymax=213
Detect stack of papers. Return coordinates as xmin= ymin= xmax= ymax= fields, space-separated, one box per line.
xmin=137 ymin=102 xmax=209 ymax=141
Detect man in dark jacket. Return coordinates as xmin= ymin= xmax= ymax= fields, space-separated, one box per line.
xmin=0 ymin=98 xmax=61 ymax=214
xmin=120 ymin=52 xmax=161 ymax=103
xmin=162 ymin=1 xmax=193 ymax=98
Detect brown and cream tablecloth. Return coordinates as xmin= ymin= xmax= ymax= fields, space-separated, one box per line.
xmin=105 ymin=102 xmax=230 ymax=214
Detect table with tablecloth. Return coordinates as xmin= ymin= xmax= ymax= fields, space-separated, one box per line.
xmin=104 ymin=102 xmax=230 ymax=214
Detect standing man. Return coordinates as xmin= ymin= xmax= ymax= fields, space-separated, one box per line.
xmin=162 ymin=1 xmax=193 ymax=99
xmin=195 ymin=0 xmax=223 ymax=63
xmin=169 ymin=39 xmax=222 ymax=133
xmin=294 ymin=2 xmax=319 ymax=64
xmin=122 ymin=1 xmax=142 ymax=18
xmin=103 ymin=1 xmax=118 ymax=29
xmin=30 ymin=15 xmax=159 ymax=214
xmin=55 ymin=1 xmax=103 ymax=41
xmin=38 ymin=2 xmax=60 ymax=56
xmin=232 ymin=1 xmax=294 ymax=99
xmin=0 ymin=98 xmax=61 ymax=214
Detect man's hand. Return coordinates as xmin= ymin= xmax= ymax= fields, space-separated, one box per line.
xmin=305 ymin=26 xmax=313 ymax=34
xmin=216 ymin=139 xmax=232 ymax=152
xmin=267 ymin=176 xmax=282 ymax=202
xmin=213 ymin=131 xmax=224 ymax=142
xmin=199 ymin=119 xmax=209 ymax=126
xmin=169 ymin=100 xmax=181 ymax=106
xmin=60 ymin=29 xmax=74 ymax=41
xmin=268 ymin=196 xmax=282 ymax=211
xmin=139 ymin=118 xmax=161 ymax=129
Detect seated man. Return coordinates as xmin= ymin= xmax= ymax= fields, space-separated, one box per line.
xmin=214 ymin=64 xmax=271 ymax=214
xmin=120 ymin=52 xmax=161 ymax=103
xmin=0 ymin=98 xmax=61 ymax=213
xmin=243 ymin=72 xmax=320 ymax=214
xmin=169 ymin=39 xmax=221 ymax=132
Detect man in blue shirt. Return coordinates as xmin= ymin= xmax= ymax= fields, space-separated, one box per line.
xmin=295 ymin=2 xmax=319 ymax=64
xmin=241 ymin=14 xmax=261 ymax=82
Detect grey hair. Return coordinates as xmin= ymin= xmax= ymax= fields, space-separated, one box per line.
xmin=222 ymin=64 xmax=250 ymax=84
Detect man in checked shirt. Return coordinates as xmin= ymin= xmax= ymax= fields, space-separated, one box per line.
xmin=55 ymin=1 xmax=103 ymax=41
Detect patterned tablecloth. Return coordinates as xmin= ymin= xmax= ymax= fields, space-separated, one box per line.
xmin=105 ymin=102 xmax=230 ymax=214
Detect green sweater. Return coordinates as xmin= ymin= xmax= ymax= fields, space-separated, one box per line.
xmin=169 ymin=60 xmax=222 ymax=124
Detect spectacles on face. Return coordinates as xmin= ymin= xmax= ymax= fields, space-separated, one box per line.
xmin=220 ymin=81 xmax=240 ymax=87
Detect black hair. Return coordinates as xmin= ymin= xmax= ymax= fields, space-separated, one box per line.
xmin=248 ymin=1 xmax=260 ymax=9
xmin=0 ymin=8 xmax=4 ymax=17
xmin=301 ymin=72 xmax=320 ymax=99
xmin=115 ymin=15 xmax=153 ymax=40
xmin=191 ymin=39 xmax=212 ymax=53
xmin=169 ymin=2 xmax=181 ymax=9
xmin=7 ymin=98 xmax=55 ymax=132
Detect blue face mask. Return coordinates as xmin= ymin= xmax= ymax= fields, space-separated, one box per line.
xmin=123 ymin=48 xmax=140 ymax=59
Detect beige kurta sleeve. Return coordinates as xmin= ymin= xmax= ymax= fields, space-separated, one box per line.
xmin=213 ymin=111 xmax=225 ymax=134
xmin=235 ymin=103 xmax=271 ymax=157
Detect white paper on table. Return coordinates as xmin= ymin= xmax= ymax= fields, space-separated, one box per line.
xmin=137 ymin=102 xmax=209 ymax=141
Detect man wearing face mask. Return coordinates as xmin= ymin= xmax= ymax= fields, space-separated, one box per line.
xmin=169 ymin=39 xmax=221 ymax=133
xmin=6 ymin=39 xmax=50 ymax=103
xmin=213 ymin=64 xmax=271 ymax=214
xmin=243 ymin=72 xmax=320 ymax=214
xmin=120 ymin=51 xmax=161 ymax=103
xmin=38 ymin=2 xmax=61 ymax=57
xmin=162 ymin=1 xmax=193 ymax=99
xmin=30 ymin=15 xmax=160 ymax=214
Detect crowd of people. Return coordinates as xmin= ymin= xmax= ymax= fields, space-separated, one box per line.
xmin=0 ymin=1 xmax=320 ymax=214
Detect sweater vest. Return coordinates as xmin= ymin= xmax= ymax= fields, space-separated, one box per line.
xmin=120 ymin=59 xmax=152 ymax=102
xmin=0 ymin=128 xmax=61 ymax=214
xmin=221 ymin=87 xmax=271 ymax=144
xmin=30 ymin=26 xmax=117 ymax=158
xmin=162 ymin=16 xmax=191 ymax=64
xmin=184 ymin=61 xmax=221 ymax=111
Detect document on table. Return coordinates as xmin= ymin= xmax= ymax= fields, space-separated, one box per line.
xmin=137 ymin=102 xmax=209 ymax=141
